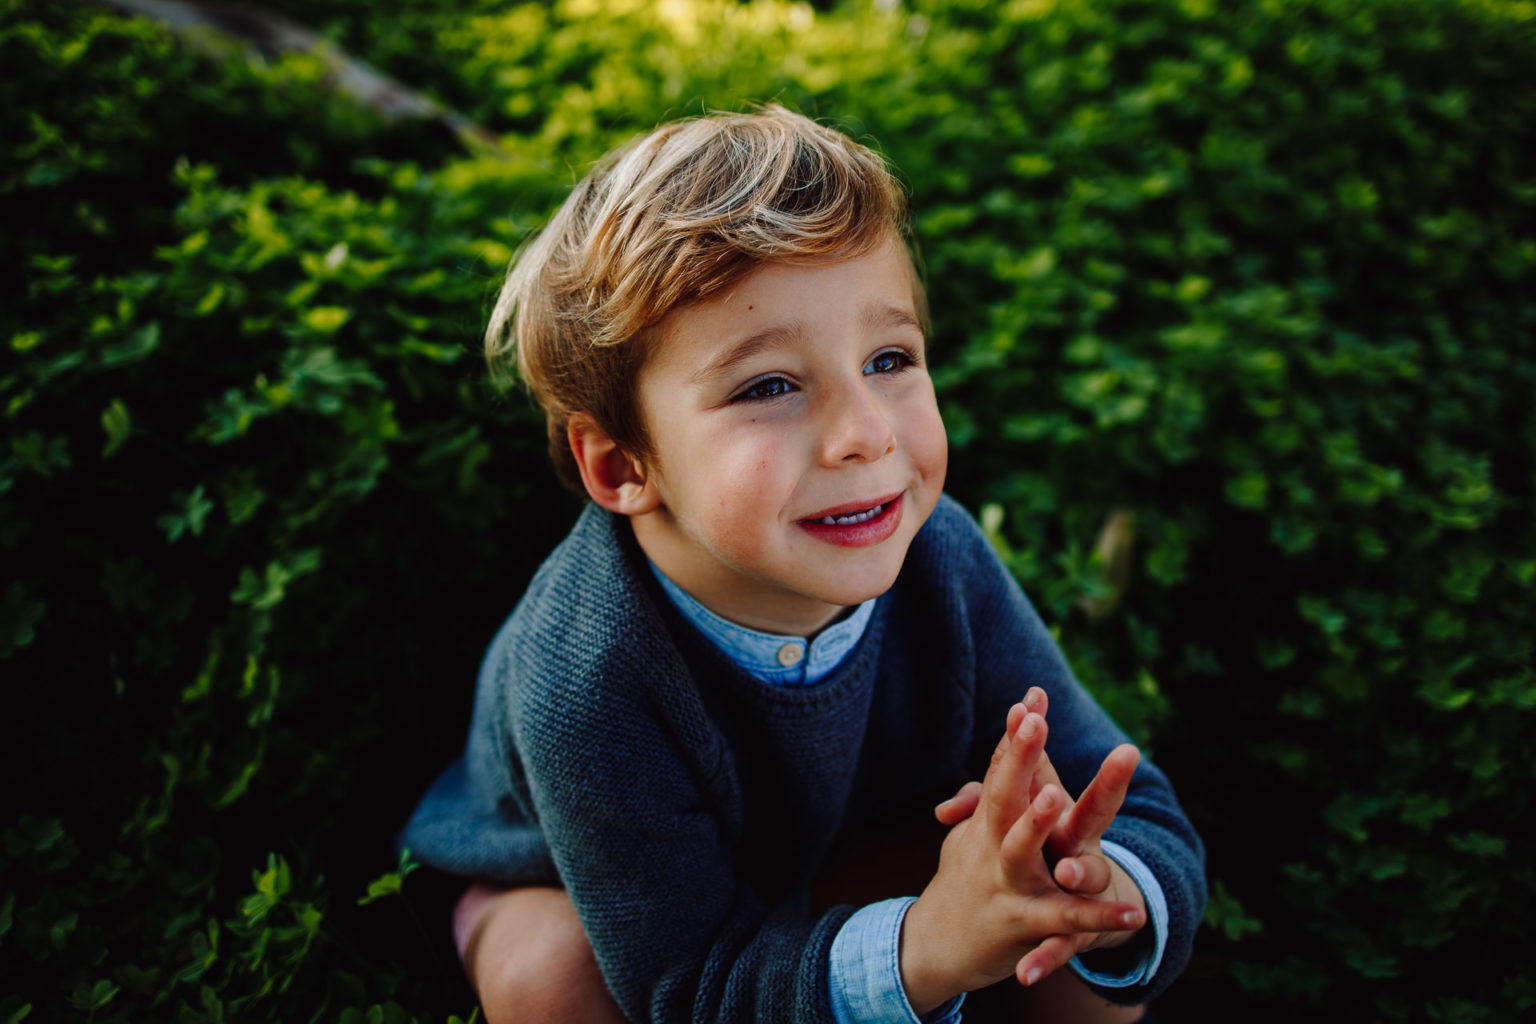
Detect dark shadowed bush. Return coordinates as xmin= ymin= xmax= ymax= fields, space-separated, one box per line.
xmin=2 ymin=1 xmax=1532 ymax=1020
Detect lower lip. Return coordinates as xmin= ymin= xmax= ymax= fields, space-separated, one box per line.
xmin=798 ymin=494 xmax=904 ymax=548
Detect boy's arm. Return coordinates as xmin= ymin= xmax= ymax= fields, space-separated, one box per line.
xmin=898 ymin=701 xmax=1146 ymax=1014
xmin=932 ymin=497 xmax=1206 ymax=1004
xmin=1027 ymin=716 xmax=1174 ymax=990
xmin=976 ymin=648 xmax=1200 ymax=1005
xmin=508 ymin=672 xmax=854 ymax=1024
xmin=827 ymin=696 xmax=1148 ymax=1024
xmin=937 ymin=692 xmax=1160 ymax=984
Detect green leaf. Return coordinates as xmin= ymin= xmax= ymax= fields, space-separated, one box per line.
xmin=1449 ymin=832 xmax=1506 ymax=857
xmin=358 ymin=850 xmax=421 ymax=906
xmin=1174 ymin=275 xmax=1211 ymax=303
xmin=1418 ymin=676 xmax=1474 ymax=711
xmin=1204 ymin=879 xmax=1263 ymax=943
xmin=301 ymin=306 xmax=352 ymax=334
xmin=65 ymin=980 xmax=119 ymax=1013
xmin=100 ymin=398 xmax=131 ymax=458
xmin=50 ymin=911 xmax=78 ymax=951
xmin=215 ymin=755 xmax=262 ymax=809
xmin=229 ymin=549 xmax=322 ymax=610
xmin=100 ymin=322 xmax=160 ymax=367
xmin=1006 ymin=153 xmax=1054 ymax=178
xmin=195 ymin=282 xmax=226 ymax=316
xmin=1008 ymin=246 xmax=1057 ymax=280
xmin=357 ymin=874 xmax=404 ymax=906
xmin=1225 ymin=470 xmax=1269 ymax=509
xmin=157 ymin=485 xmax=214 ymax=543
xmin=1343 ymin=945 xmax=1399 ymax=980
xmin=1 ymin=583 xmax=46 ymax=658
xmin=9 ymin=432 xmax=70 ymax=479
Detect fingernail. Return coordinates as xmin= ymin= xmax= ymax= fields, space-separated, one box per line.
xmin=1024 ymin=967 xmax=1042 ymax=986
xmin=1018 ymin=716 xmax=1035 ymax=739
xmin=1121 ymin=911 xmax=1141 ymax=928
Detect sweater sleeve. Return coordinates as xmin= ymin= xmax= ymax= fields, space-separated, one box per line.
xmin=932 ymin=496 xmax=1206 ymax=1005
xmin=499 ymin=628 xmax=853 ymax=1024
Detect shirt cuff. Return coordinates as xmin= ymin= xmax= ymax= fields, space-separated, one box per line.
xmin=828 ymin=898 xmax=965 ymax=1024
xmin=1069 ymin=839 xmax=1169 ymax=989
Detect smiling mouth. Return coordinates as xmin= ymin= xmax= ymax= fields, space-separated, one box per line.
xmin=813 ymin=502 xmax=888 ymax=526
xmin=798 ymin=494 xmax=904 ymax=547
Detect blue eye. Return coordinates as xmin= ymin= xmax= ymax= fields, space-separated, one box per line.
xmin=736 ymin=375 xmax=795 ymax=401
xmin=865 ymin=348 xmax=916 ymax=375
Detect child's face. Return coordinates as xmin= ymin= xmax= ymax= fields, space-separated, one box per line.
xmin=630 ymin=239 xmax=948 ymax=636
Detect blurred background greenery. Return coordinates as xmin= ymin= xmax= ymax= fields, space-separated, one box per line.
xmin=2 ymin=0 xmax=1533 ymax=1020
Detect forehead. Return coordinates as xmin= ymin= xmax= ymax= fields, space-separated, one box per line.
xmin=645 ymin=242 xmax=925 ymax=376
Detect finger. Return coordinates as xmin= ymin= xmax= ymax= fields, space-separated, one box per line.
xmin=984 ymin=703 xmax=1028 ymax=779
xmin=939 ymin=698 xmax=1036 ymax=826
xmin=1029 ymin=747 xmax=1065 ymax=802
xmin=1058 ymin=744 xmax=1140 ymax=851
xmin=1038 ymin=892 xmax=1146 ymax=936
xmin=1015 ymin=933 xmax=1079 ymax=987
xmin=1052 ymin=854 xmax=1112 ymax=895
xmin=1011 ymin=699 xmax=1032 ymax=730
xmin=1022 ymin=686 xmax=1048 ymax=720
xmin=999 ymin=782 xmax=1063 ymax=886
xmin=934 ymin=781 xmax=983 ymax=825
xmin=987 ymin=712 xmax=1048 ymax=844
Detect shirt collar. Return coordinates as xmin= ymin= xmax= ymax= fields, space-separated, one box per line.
xmin=648 ymin=562 xmax=876 ymax=687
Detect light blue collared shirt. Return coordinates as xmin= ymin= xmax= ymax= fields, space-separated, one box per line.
xmin=649 ymin=563 xmax=1167 ymax=1021
xmin=649 ymin=565 xmax=877 ymax=687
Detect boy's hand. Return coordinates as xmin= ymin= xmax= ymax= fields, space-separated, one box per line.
xmin=899 ymin=700 xmax=1146 ymax=1014
xmin=931 ymin=688 xmax=1148 ymax=965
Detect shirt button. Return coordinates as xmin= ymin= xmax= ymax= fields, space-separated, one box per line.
xmin=776 ymin=643 xmax=804 ymax=668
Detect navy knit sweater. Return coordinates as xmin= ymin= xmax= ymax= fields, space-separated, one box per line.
xmin=399 ymin=495 xmax=1205 ymax=1022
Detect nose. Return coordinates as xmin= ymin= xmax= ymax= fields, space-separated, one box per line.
xmin=818 ymin=377 xmax=896 ymax=465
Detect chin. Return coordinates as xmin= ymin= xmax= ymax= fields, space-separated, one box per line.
xmin=816 ymin=566 xmax=903 ymax=607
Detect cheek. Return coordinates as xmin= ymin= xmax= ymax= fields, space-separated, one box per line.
xmin=906 ymin=395 xmax=949 ymax=483
xmin=695 ymin=435 xmax=796 ymax=527
xmin=926 ymin=430 xmax=949 ymax=486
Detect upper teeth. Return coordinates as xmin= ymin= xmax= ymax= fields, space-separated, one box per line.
xmin=820 ymin=503 xmax=885 ymax=526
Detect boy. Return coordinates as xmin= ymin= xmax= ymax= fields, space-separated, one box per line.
xmin=400 ymin=107 xmax=1204 ymax=1024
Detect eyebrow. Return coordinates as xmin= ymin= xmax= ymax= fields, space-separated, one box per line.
xmin=861 ymin=301 xmax=924 ymax=337
xmin=689 ymin=323 xmax=805 ymax=388
xmin=689 ymin=301 xmax=923 ymax=389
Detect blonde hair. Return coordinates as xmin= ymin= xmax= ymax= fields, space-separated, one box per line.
xmin=486 ymin=105 xmax=918 ymax=491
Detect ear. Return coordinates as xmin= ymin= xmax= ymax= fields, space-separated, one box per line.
xmin=568 ymin=414 xmax=660 ymax=515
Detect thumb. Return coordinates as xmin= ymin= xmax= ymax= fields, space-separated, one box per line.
xmin=934 ymin=781 xmax=983 ymax=825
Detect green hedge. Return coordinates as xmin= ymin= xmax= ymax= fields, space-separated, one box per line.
xmin=876 ymin=3 xmax=1536 ymax=1018
xmin=3 ymin=0 xmax=1532 ymax=1020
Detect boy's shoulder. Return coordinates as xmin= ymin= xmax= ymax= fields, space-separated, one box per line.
xmin=497 ymin=501 xmax=671 ymax=690
xmin=486 ymin=503 xmax=752 ymax=759
xmin=917 ymin=491 xmax=986 ymax=549
xmin=900 ymin=491 xmax=1008 ymax=591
